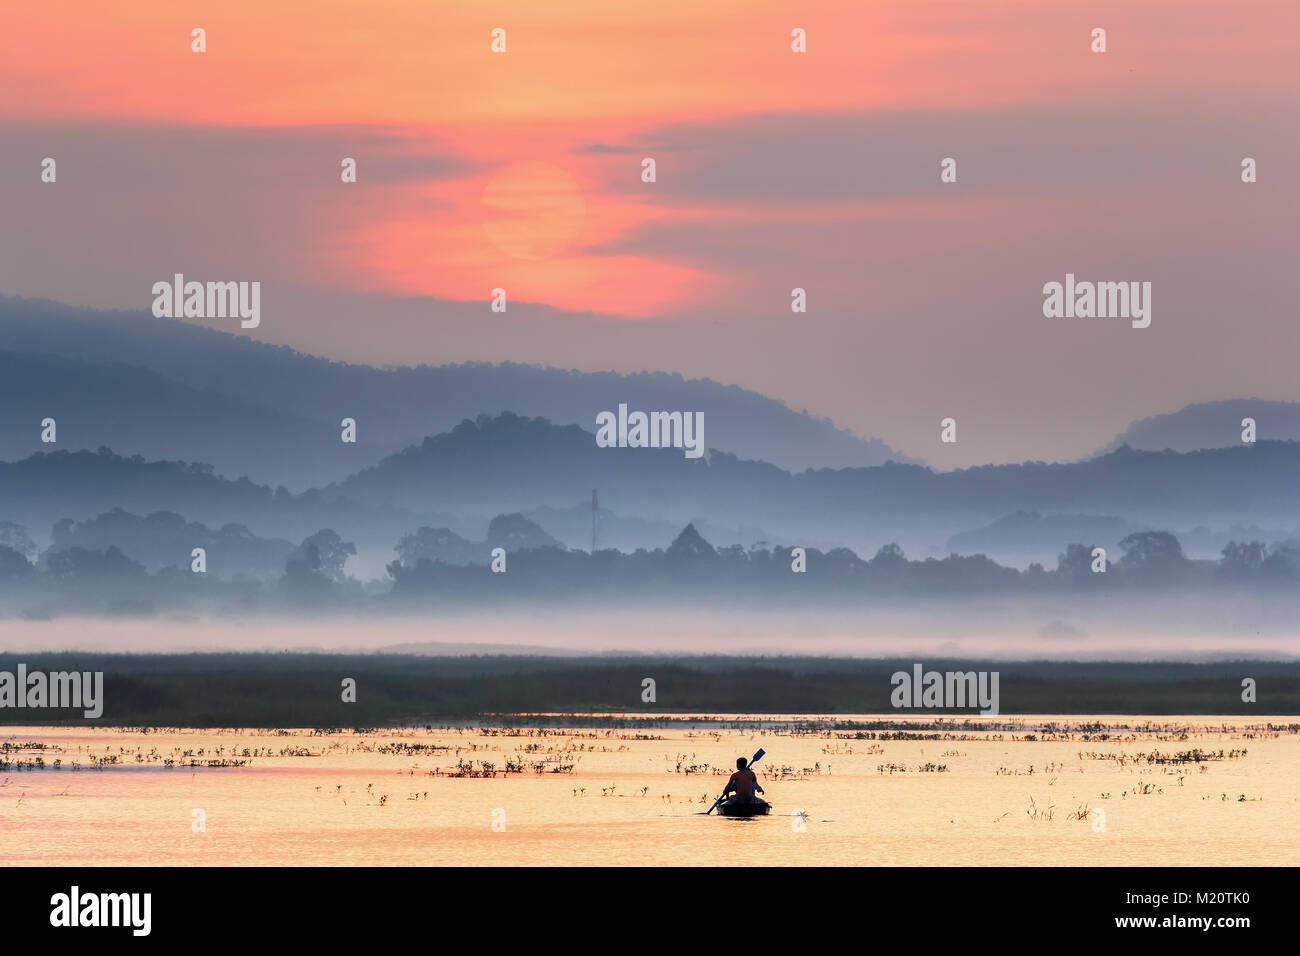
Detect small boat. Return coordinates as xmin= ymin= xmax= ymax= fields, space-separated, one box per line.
xmin=716 ymin=799 xmax=771 ymax=817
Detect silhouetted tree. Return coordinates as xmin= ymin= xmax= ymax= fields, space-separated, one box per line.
xmin=1118 ymin=531 xmax=1188 ymax=584
xmin=295 ymin=529 xmax=355 ymax=583
xmin=1220 ymin=540 xmax=1267 ymax=579
xmin=666 ymin=524 xmax=717 ymax=563
xmin=396 ymin=527 xmax=478 ymax=565
xmin=485 ymin=513 xmax=562 ymax=553
xmin=45 ymin=546 xmax=144 ymax=579
xmin=1056 ymin=543 xmax=1105 ymax=583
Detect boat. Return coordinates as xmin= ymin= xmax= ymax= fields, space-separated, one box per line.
xmin=704 ymin=748 xmax=772 ymax=817
xmin=716 ymin=799 xmax=771 ymax=817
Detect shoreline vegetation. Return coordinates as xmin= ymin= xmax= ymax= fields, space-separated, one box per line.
xmin=1 ymin=720 xmax=1282 ymax=780
xmin=0 ymin=653 xmax=1297 ymax=726
xmin=4 ymin=516 xmax=1300 ymax=618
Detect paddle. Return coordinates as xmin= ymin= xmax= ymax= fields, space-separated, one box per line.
xmin=705 ymin=748 xmax=765 ymax=815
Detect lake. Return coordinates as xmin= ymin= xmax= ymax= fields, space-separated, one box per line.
xmin=2 ymin=716 xmax=1296 ymax=865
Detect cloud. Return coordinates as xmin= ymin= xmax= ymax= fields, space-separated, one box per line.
xmin=0 ymin=122 xmax=475 ymax=188
xmin=576 ymin=144 xmax=643 ymax=155
xmin=0 ymin=122 xmax=480 ymax=300
xmin=584 ymin=98 xmax=1297 ymax=204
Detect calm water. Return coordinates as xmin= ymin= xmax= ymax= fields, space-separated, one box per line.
xmin=2 ymin=717 xmax=1297 ymax=865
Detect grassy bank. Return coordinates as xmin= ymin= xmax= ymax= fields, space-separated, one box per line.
xmin=1 ymin=653 xmax=1297 ymax=726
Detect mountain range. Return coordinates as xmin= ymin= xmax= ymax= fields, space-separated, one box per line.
xmin=2 ymin=294 xmax=1299 ymax=572
xmin=0 ymin=295 xmax=914 ymax=486
xmin=1095 ymin=399 xmax=1300 ymax=455
xmin=4 ymin=418 xmax=1300 ymax=571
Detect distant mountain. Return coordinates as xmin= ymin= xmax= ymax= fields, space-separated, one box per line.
xmin=328 ymin=413 xmax=1300 ymax=549
xmin=1097 ymin=399 xmax=1300 ymax=455
xmin=0 ymin=447 xmax=414 ymax=550
xmin=8 ymin=419 xmax=1300 ymax=572
xmin=0 ymin=350 xmax=341 ymax=483
xmin=327 ymin=412 xmax=714 ymax=515
xmin=0 ymin=295 xmax=917 ymax=484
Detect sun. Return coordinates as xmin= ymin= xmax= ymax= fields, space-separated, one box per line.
xmin=481 ymin=160 xmax=586 ymax=262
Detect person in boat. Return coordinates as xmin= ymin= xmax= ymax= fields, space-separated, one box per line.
xmin=722 ymin=756 xmax=765 ymax=805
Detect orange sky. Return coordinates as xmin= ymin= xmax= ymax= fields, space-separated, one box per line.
xmin=10 ymin=0 xmax=1294 ymax=126
xmin=3 ymin=1 xmax=1299 ymax=464
xmin=6 ymin=0 xmax=1295 ymax=318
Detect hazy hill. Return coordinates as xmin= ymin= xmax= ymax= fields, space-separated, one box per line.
xmin=1098 ymin=399 xmax=1300 ymax=454
xmin=0 ymin=349 xmax=340 ymax=481
xmin=0 ymin=447 xmax=413 ymax=549
xmin=0 ymin=295 xmax=916 ymax=483
xmin=7 ymin=418 xmax=1300 ymax=569
xmin=330 ymin=414 xmax=1300 ymax=549
xmin=327 ymin=412 xmax=716 ymax=514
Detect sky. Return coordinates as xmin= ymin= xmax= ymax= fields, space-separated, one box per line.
xmin=1 ymin=0 xmax=1298 ymax=467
